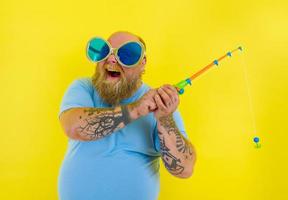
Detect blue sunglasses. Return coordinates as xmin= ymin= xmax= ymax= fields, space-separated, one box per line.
xmin=86 ymin=37 xmax=145 ymax=68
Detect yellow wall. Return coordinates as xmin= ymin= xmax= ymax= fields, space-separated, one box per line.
xmin=1 ymin=0 xmax=287 ymax=199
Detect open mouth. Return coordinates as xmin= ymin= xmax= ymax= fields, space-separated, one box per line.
xmin=106 ymin=69 xmax=121 ymax=78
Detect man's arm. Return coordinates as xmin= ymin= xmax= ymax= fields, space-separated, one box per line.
xmin=154 ymin=85 xmax=196 ymax=178
xmin=59 ymin=89 xmax=157 ymax=141
xmin=157 ymin=115 xmax=196 ymax=178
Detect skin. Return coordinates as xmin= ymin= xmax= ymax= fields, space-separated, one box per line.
xmin=91 ymin=32 xmax=146 ymax=105
xmin=98 ymin=32 xmax=146 ymax=88
xmin=59 ymin=31 xmax=196 ymax=178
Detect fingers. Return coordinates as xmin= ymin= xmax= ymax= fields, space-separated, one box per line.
xmin=157 ymin=85 xmax=179 ymax=107
xmin=148 ymin=99 xmax=157 ymax=111
xmin=142 ymin=89 xmax=157 ymax=112
xmin=154 ymin=93 xmax=167 ymax=111
xmin=157 ymin=87 xmax=172 ymax=107
xmin=140 ymin=85 xmax=179 ymax=118
xmin=162 ymin=85 xmax=178 ymax=103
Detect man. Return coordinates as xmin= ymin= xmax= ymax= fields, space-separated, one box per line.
xmin=58 ymin=31 xmax=196 ymax=200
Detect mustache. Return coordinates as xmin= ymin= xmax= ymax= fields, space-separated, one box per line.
xmin=105 ymin=64 xmax=122 ymax=72
xmin=103 ymin=64 xmax=124 ymax=79
xmin=92 ymin=64 xmax=142 ymax=105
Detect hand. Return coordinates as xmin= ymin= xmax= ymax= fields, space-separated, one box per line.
xmin=153 ymin=84 xmax=179 ymax=120
xmin=127 ymin=89 xmax=157 ymax=119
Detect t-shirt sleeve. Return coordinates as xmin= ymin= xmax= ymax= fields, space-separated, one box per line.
xmin=153 ymin=109 xmax=188 ymax=153
xmin=58 ymin=78 xmax=94 ymax=118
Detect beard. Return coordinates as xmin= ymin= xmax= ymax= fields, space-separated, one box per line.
xmin=92 ymin=64 xmax=143 ymax=106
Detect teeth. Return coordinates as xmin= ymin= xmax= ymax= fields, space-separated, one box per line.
xmin=107 ymin=69 xmax=120 ymax=73
xmin=106 ymin=65 xmax=121 ymax=73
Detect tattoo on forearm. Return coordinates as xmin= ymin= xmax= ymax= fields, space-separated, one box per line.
xmin=159 ymin=135 xmax=185 ymax=175
xmin=159 ymin=115 xmax=193 ymax=159
xmin=76 ymin=107 xmax=127 ymax=140
xmin=159 ymin=115 xmax=177 ymax=135
xmin=175 ymin=134 xmax=193 ymax=158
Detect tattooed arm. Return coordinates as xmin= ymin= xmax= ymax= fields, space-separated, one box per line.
xmin=154 ymin=85 xmax=196 ymax=178
xmin=157 ymin=115 xmax=196 ymax=178
xmin=59 ymin=89 xmax=157 ymax=141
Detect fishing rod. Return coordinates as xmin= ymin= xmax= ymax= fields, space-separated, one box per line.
xmin=175 ymin=46 xmax=243 ymax=95
xmin=174 ymin=46 xmax=261 ymax=148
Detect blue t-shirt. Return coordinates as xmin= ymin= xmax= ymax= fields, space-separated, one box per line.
xmin=58 ymin=77 xmax=188 ymax=200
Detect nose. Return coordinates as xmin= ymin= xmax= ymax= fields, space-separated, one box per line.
xmin=106 ymin=52 xmax=118 ymax=65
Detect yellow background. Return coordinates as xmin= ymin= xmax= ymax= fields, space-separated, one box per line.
xmin=1 ymin=0 xmax=287 ymax=199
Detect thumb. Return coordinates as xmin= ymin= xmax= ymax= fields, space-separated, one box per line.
xmin=148 ymin=101 xmax=157 ymax=111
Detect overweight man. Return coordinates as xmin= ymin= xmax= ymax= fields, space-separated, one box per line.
xmin=58 ymin=31 xmax=196 ymax=200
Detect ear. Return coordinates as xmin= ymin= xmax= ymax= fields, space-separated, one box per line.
xmin=141 ymin=56 xmax=146 ymax=65
xmin=139 ymin=56 xmax=146 ymax=73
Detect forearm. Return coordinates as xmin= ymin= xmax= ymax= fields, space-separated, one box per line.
xmin=157 ymin=114 xmax=196 ymax=178
xmin=60 ymin=104 xmax=139 ymax=141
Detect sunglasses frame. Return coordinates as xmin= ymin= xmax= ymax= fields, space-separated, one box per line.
xmin=86 ymin=37 xmax=146 ymax=68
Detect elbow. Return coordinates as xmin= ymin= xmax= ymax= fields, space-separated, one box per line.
xmin=177 ymin=165 xmax=195 ymax=179
xmin=64 ymin=128 xmax=79 ymax=140
xmin=175 ymin=156 xmax=196 ymax=179
xmin=64 ymin=127 xmax=89 ymax=142
xmin=178 ymin=146 xmax=197 ymax=178
xmin=68 ymin=131 xmax=91 ymax=141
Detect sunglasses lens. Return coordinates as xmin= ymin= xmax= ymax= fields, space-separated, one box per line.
xmin=117 ymin=42 xmax=143 ymax=67
xmin=87 ymin=38 xmax=110 ymax=62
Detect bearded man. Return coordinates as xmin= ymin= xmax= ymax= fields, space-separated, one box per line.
xmin=58 ymin=31 xmax=196 ymax=200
